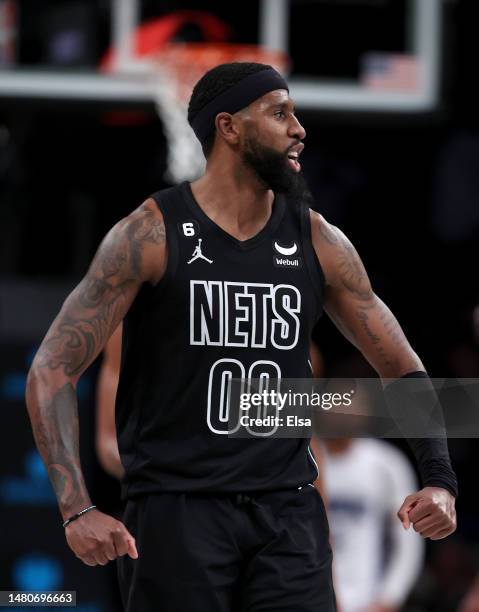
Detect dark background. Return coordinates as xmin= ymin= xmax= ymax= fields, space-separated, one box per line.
xmin=1 ymin=1 xmax=478 ymax=610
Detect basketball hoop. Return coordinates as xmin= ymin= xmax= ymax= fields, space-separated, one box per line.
xmin=151 ymin=42 xmax=290 ymax=184
xmin=101 ymin=11 xmax=290 ymax=184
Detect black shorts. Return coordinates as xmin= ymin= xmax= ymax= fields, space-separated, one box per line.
xmin=117 ymin=485 xmax=336 ymax=612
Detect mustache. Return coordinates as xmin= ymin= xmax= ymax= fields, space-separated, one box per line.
xmin=240 ymin=137 xmax=312 ymax=211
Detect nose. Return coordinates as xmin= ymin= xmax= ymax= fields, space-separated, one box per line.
xmin=288 ymin=114 xmax=306 ymax=141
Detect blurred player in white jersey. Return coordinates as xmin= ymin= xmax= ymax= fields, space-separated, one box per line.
xmin=309 ymin=345 xmax=424 ymax=612
xmin=320 ymin=437 xmax=424 ymax=612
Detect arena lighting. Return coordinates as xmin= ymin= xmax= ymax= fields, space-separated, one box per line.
xmin=0 ymin=0 xmax=442 ymax=111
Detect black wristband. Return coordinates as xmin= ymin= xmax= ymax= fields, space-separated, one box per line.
xmin=384 ymin=371 xmax=458 ymax=498
xmin=62 ymin=504 xmax=97 ymax=528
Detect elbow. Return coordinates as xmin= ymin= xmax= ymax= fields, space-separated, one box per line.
xmin=25 ymin=364 xmax=73 ymax=414
xmin=25 ymin=366 xmax=45 ymax=413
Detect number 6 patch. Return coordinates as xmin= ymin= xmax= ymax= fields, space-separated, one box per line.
xmin=178 ymin=220 xmax=200 ymax=238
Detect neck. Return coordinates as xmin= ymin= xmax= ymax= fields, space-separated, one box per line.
xmin=190 ymin=150 xmax=275 ymax=240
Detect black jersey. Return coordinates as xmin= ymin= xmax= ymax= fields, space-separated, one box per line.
xmin=116 ymin=182 xmax=325 ymax=500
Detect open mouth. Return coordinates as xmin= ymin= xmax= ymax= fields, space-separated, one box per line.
xmin=287 ymin=152 xmax=301 ymax=172
xmin=286 ymin=143 xmax=304 ymax=173
xmin=288 ymin=153 xmax=301 ymax=172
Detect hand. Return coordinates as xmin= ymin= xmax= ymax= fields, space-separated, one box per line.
xmin=397 ymin=486 xmax=456 ymax=540
xmin=65 ymin=509 xmax=138 ymax=566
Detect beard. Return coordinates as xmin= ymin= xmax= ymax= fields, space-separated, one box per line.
xmin=241 ymin=136 xmax=313 ymax=210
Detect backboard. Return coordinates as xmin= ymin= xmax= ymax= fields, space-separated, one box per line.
xmin=0 ymin=0 xmax=444 ymax=112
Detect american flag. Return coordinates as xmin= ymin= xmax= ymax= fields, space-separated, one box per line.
xmin=360 ymin=53 xmax=420 ymax=91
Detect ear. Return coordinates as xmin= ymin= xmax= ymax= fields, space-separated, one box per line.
xmin=215 ymin=112 xmax=241 ymax=145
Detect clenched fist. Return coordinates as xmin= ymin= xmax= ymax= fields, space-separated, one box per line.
xmin=397 ymin=486 xmax=456 ymax=540
xmin=65 ymin=509 xmax=138 ymax=566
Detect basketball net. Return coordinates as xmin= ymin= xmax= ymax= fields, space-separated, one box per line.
xmin=151 ymin=43 xmax=289 ymax=184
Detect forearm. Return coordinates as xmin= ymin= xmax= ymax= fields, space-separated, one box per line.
xmin=25 ymin=367 xmax=92 ymax=520
xmin=384 ymin=371 xmax=458 ymax=497
xmin=23 ymin=201 xmax=165 ymax=529
xmin=364 ymin=295 xmax=425 ymax=378
xmin=326 ymin=292 xmax=424 ymax=379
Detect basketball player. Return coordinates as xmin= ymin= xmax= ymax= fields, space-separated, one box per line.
xmin=25 ymin=63 xmax=458 ymax=612
xmin=95 ymin=326 xmax=321 ymax=484
xmin=321 ymin=437 xmax=425 ymax=612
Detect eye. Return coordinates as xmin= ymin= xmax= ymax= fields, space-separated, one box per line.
xmin=274 ymin=110 xmax=285 ymax=119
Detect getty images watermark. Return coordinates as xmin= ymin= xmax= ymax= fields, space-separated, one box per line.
xmin=224 ymin=378 xmax=479 ymax=438
xmin=239 ymin=388 xmax=354 ymax=427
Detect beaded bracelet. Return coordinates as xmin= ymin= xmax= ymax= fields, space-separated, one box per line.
xmin=62 ymin=505 xmax=97 ymax=528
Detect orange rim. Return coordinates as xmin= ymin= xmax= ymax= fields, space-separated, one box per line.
xmin=153 ymin=42 xmax=290 ymax=102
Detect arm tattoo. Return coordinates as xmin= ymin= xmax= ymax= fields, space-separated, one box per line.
xmin=127 ymin=204 xmax=166 ymax=277
xmin=319 ymin=221 xmax=372 ymax=301
xmin=318 ymin=216 xmax=418 ymax=373
xmin=355 ymin=303 xmax=393 ymax=367
xmin=26 ymin=204 xmax=165 ymax=516
xmin=377 ymin=303 xmax=411 ymax=353
xmin=318 ymin=220 xmax=340 ymax=246
xmin=353 ymin=298 xmax=414 ymax=369
xmin=78 ymin=277 xmax=112 ymax=309
xmin=337 ymin=240 xmax=371 ymax=300
xmin=27 ymin=380 xmax=88 ymax=515
xmin=36 ymin=206 xmax=164 ymax=377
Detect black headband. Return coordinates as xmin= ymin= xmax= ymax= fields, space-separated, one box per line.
xmin=189 ymin=67 xmax=289 ymax=144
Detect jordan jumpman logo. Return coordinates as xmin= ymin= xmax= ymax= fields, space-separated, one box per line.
xmin=187 ymin=238 xmax=213 ymax=264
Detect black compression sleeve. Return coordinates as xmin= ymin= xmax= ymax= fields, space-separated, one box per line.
xmin=384 ymin=371 xmax=458 ymax=498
